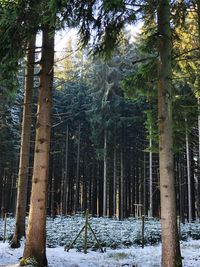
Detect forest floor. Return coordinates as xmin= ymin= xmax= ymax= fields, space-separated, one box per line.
xmin=0 ymin=239 xmax=200 ymax=266
xmin=0 ymin=216 xmax=200 ymax=266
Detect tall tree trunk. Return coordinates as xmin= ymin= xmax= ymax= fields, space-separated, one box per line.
xmin=63 ymin=125 xmax=69 ymax=214
xmin=149 ymin=128 xmax=153 ymax=217
xmin=51 ymin=169 xmax=55 ymax=218
xmin=157 ymin=1 xmax=182 ymax=266
xmin=11 ymin=35 xmax=36 ymax=248
xmin=113 ymin=146 xmax=117 ymax=217
xmin=196 ymin=0 xmax=200 ymax=219
xmin=178 ymin=155 xmax=184 ymax=223
xmin=92 ymin=158 xmax=97 ymax=216
xmin=22 ymin=25 xmax=54 ymax=267
xmin=74 ymin=123 xmax=81 ymax=213
xmin=143 ymin=152 xmax=146 ymax=216
xmin=185 ymin=117 xmax=192 ymax=222
xmin=119 ymin=147 xmax=124 ymax=220
xmin=197 ymin=98 xmax=200 ymax=218
xmin=103 ymin=128 xmax=107 ymax=217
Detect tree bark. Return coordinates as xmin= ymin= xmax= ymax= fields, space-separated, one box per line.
xmin=22 ymin=25 xmax=54 ymax=267
xmin=74 ymin=123 xmax=81 ymax=213
xmin=197 ymin=98 xmax=200 ymax=218
xmin=157 ymin=1 xmax=182 ymax=266
xmin=113 ymin=146 xmax=117 ymax=217
xmin=103 ymin=128 xmax=107 ymax=217
xmin=11 ymin=34 xmax=36 ymax=248
xmin=185 ymin=117 xmax=192 ymax=222
xmin=196 ymin=0 xmax=200 ymax=219
xmin=149 ymin=127 xmax=153 ymax=217
xmin=119 ymin=147 xmax=124 ymax=220
xmin=63 ymin=125 xmax=69 ymax=214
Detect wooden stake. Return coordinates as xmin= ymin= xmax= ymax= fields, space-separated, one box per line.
xmin=65 ymin=209 xmax=104 ymax=253
xmin=84 ymin=209 xmax=89 ymax=254
xmin=141 ymin=215 xmax=145 ymax=248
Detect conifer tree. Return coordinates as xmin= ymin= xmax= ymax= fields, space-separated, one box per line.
xmin=157 ymin=0 xmax=182 ymax=266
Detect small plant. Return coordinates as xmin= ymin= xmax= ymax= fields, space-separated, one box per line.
xmin=20 ymin=257 xmax=38 ymax=266
xmin=108 ymin=252 xmax=129 ymax=260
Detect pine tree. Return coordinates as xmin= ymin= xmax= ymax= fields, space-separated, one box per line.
xmin=21 ymin=25 xmax=54 ymax=266
xmin=157 ymin=0 xmax=182 ymax=266
xmin=11 ymin=34 xmax=36 ymax=248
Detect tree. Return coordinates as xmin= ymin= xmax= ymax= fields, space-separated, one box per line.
xmin=157 ymin=0 xmax=182 ymax=266
xmin=21 ymin=25 xmax=54 ymax=266
xmin=11 ymin=34 xmax=36 ymax=248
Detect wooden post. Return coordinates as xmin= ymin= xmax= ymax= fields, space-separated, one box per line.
xmin=3 ymin=212 xmax=7 ymax=243
xmin=84 ymin=209 xmax=89 ymax=254
xmin=65 ymin=209 xmax=104 ymax=253
xmin=88 ymin=223 xmax=104 ymax=253
xmin=141 ymin=215 xmax=145 ymax=248
xmin=65 ymin=225 xmax=85 ymax=251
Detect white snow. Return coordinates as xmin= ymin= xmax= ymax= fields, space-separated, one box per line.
xmin=0 ymin=216 xmax=200 ymax=266
xmin=0 ymin=239 xmax=200 ymax=267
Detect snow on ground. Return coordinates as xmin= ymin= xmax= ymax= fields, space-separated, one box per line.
xmin=0 ymin=216 xmax=200 ymax=266
xmin=0 ymin=239 xmax=200 ymax=267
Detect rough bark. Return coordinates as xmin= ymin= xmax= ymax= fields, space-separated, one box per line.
xmin=197 ymin=98 xmax=200 ymax=218
xmin=157 ymin=1 xmax=182 ymax=266
xmin=11 ymin=35 xmax=36 ymax=248
xmin=196 ymin=0 xmax=200 ymax=219
xmin=21 ymin=25 xmax=54 ymax=267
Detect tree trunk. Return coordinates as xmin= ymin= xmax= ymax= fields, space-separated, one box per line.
xmin=185 ymin=117 xmax=192 ymax=222
xmin=103 ymin=128 xmax=107 ymax=217
xmin=196 ymin=0 xmax=200 ymax=220
xmin=157 ymin=1 xmax=182 ymax=266
xmin=113 ymin=146 xmax=117 ymax=217
xmin=119 ymin=147 xmax=124 ymax=220
xmin=74 ymin=123 xmax=81 ymax=213
xmin=11 ymin=35 xmax=36 ymax=248
xmin=143 ymin=152 xmax=146 ymax=216
xmin=22 ymin=25 xmax=54 ymax=267
xmin=91 ymin=158 xmax=97 ymax=216
xmin=149 ymin=128 xmax=153 ymax=217
xmin=197 ymin=99 xmax=200 ymax=218
xmin=63 ymin=125 xmax=69 ymax=214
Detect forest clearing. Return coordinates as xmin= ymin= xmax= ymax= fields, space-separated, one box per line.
xmin=1 ymin=0 xmax=200 ymax=266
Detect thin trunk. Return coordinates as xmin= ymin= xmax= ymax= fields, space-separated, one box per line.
xmin=119 ymin=148 xmax=124 ymax=220
xmin=63 ymin=125 xmax=69 ymax=214
xmin=178 ymin=156 xmax=184 ymax=223
xmin=74 ymin=123 xmax=81 ymax=213
xmin=149 ymin=128 xmax=153 ymax=217
xmin=196 ymin=0 xmax=200 ymax=221
xmin=113 ymin=146 xmax=117 ymax=217
xmin=143 ymin=152 xmax=146 ymax=216
xmin=22 ymin=25 xmax=54 ymax=267
xmin=157 ymin=1 xmax=182 ymax=266
xmin=103 ymin=128 xmax=107 ymax=217
xmin=11 ymin=35 xmax=36 ymax=248
xmin=92 ymin=159 xmax=97 ymax=216
xmin=51 ymin=173 xmax=55 ymax=217
xmin=185 ymin=117 xmax=192 ymax=222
